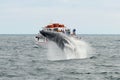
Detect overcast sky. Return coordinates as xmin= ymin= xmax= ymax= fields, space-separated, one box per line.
xmin=0 ymin=0 xmax=120 ymax=34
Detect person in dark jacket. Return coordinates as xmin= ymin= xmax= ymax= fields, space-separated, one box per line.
xmin=72 ymin=29 xmax=76 ymax=35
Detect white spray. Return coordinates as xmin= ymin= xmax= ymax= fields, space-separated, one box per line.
xmin=46 ymin=35 xmax=93 ymax=61
xmin=64 ymin=37 xmax=91 ymax=59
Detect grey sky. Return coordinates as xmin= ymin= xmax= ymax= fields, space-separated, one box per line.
xmin=0 ymin=0 xmax=120 ymax=34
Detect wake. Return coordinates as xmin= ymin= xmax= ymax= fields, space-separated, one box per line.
xmin=47 ymin=36 xmax=93 ymax=61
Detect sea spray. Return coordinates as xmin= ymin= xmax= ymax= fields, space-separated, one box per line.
xmin=47 ymin=41 xmax=66 ymax=60
xmin=64 ymin=37 xmax=92 ymax=59
xmin=47 ymin=36 xmax=93 ymax=60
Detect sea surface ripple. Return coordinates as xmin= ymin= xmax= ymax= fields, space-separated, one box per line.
xmin=0 ymin=34 xmax=120 ymax=80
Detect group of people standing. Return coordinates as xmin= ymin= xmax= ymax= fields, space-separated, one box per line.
xmin=53 ymin=28 xmax=76 ymax=36
xmin=64 ymin=29 xmax=76 ymax=36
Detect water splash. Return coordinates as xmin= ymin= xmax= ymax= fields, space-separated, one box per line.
xmin=47 ymin=36 xmax=93 ymax=61
xmin=47 ymin=41 xmax=66 ymax=60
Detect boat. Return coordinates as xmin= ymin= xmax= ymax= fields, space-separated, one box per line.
xmin=35 ymin=23 xmax=77 ymax=47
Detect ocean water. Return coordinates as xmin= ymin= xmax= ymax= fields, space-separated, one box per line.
xmin=0 ymin=34 xmax=120 ymax=80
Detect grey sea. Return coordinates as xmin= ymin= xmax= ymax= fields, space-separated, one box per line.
xmin=0 ymin=34 xmax=120 ymax=80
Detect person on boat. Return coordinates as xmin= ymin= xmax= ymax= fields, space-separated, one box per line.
xmin=65 ymin=29 xmax=71 ymax=35
xmin=71 ymin=29 xmax=81 ymax=39
xmin=35 ymin=34 xmax=40 ymax=41
xmin=72 ymin=29 xmax=76 ymax=35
